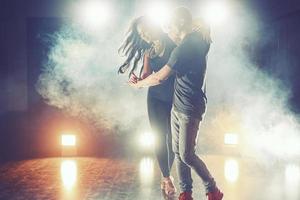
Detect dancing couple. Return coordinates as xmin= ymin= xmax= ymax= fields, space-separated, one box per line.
xmin=118 ymin=7 xmax=223 ymax=200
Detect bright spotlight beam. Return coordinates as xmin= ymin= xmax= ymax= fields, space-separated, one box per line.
xmin=75 ymin=0 xmax=112 ymax=30
xmin=202 ymin=1 xmax=229 ymax=26
xmin=145 ymin=2 xmax=171 ymax=27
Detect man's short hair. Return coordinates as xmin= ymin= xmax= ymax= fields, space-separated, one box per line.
xmin=171 ymin=7 xmax=193 ymax=28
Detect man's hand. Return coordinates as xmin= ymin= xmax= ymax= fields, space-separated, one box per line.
xmin=141 ymin=71 xmax=151 ymax=80
xmin=128 ymin=81 xmax=141 ymax=89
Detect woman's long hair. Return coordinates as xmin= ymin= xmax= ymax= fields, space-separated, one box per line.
xmin=118 ymin=16 xmax=151 ymax=77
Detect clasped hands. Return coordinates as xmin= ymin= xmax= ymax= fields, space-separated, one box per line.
xmin=128 ymin=73 xmax=142 ymax=88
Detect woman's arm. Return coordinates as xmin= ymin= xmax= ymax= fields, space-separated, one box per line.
xmin=128 ymin=53 xmax=152 ymax=84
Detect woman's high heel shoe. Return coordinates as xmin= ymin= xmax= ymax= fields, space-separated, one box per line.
xmin=161 ymin=176 xmax=177 ymax=200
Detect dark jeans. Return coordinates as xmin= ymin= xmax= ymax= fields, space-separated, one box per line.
xmin=147 ymin=95 xmax=175 ymax=178
xmin=171 ymin=108 xmax=216 ymax=193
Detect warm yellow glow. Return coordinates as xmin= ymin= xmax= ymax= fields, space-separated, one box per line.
xmin=224 ymin=159 xmax=239 ymax=183
xmin=139 ymin=132 xmax=155 ymax=149
xmin=61 ymin=134 xmax=76 ymax=146
xmin=224 ymin=133 xmax=238 ymax=145
xmin=60 ymin=160 xmax=77 ymax=189
xmin=139 ymin=157 xmax=154 ymax=185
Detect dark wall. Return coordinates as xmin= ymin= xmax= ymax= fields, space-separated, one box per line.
xmin=0 ymin=19 xmax=27 ymax=113
xmin=0 ymin=0 xmax=134 ymax=161
xmin=256 ymin=9 xmax=300 ymax=112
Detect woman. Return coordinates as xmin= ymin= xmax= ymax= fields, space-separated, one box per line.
xmin=118 ymin=16 xmax=177 ymax=199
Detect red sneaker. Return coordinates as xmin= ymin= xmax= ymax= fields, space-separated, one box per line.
xmin=179 ymin=192 xmax=193 ymax=200
xmin=206 ymin=188 xmax=223 ymax=200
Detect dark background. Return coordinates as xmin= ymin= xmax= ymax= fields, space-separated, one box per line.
xmin=0 ymin=0 xmax=300 ymax=161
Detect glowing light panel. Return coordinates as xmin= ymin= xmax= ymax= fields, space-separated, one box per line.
xmin=224 ymin=133 xmax=238 ymax=145
xmin=61 ymin=134 xmax=76 ymax=146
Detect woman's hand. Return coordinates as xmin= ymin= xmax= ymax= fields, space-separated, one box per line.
xmin=128 ymin=73 xmax=141 ymax=88
xmin=128 ymin=73 xmax=139 ymax=84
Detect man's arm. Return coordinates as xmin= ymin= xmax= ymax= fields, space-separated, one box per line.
xmin=129 ymin=46 xmax=180 ymax=88
xmin=129 ymin=65 xmax=173 ymax=88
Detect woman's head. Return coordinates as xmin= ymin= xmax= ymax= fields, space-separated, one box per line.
xmin=136 ymin=18 xmax=162 ymax=44
xmin=118 ymin=16 xmax=163 ymax=76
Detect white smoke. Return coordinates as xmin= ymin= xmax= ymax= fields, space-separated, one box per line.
xmin=201 ymin=2 xmax=300 ymax=162
xmin=35 ymin=1 xmax=300 ymax=162
xmin=36 ymin=24 xmax=148 ymax=133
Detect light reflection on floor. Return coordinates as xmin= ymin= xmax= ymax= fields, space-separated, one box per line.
xmin=224 ymin=158 xmax=239 ymax=183
xmin=61 ymin=160 xmax=77 ymax=189
xmin=0 ymin=156 xmax=299 ymax=200
xmin=139 ymin=157 xmax=154 ymax=186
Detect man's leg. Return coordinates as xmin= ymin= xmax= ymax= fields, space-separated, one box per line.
xmin=171 ymin=108 xmax=193 ymax=193
xmin=177 ymin=111 xmax=216 ymax=193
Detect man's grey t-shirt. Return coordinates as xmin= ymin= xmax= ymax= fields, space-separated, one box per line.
xmin=167 ymin=32 xmax=210 ymax=117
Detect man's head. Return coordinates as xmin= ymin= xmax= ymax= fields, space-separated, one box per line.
xmin=168 ymin=7 xmax=193 ymax=43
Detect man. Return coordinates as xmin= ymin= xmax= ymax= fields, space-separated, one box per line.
xmin=129 ymin=7 xmax=223 ymax=200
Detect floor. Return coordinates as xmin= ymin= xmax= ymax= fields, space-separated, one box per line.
xmin=0 ymin=155 xmax=299 ymax=200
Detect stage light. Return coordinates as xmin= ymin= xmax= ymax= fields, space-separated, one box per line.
xmin=61 ymin=160 xmax=77 ymax=189
xmin=61 ymin=134 xmax=76 ymax=146
xmin=139 ymin=132 xmax=155 ymax=150
xmin=75 ymin=0 xmax=112 ymax=29
xmin=224 ymin=133 xmax=238 ymax=145
xmin=61 ymin=132 xmax=77 ymax=157
xmin=202 ymin=1 xmax=229 ymax=26
xmin=224 ymin=159 xmax=239 ymax=183
xmin=145 ymin=1 xmax=171 ymax=26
